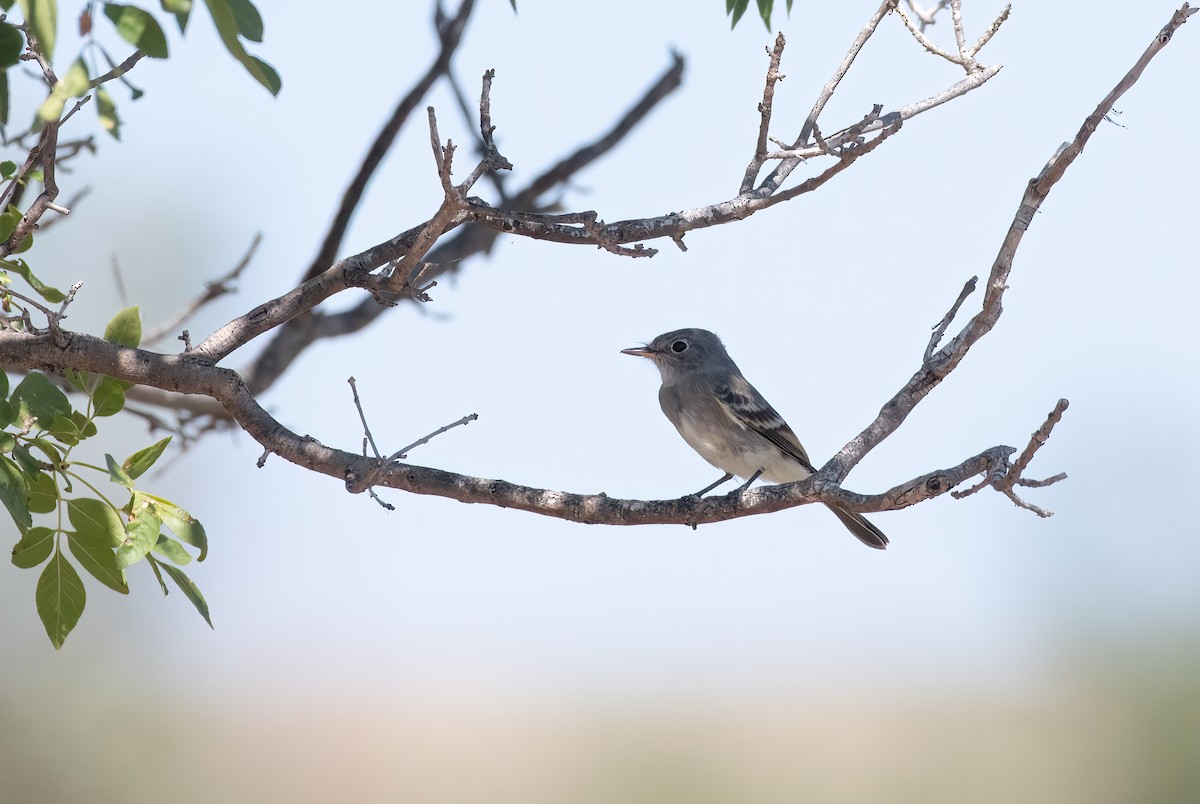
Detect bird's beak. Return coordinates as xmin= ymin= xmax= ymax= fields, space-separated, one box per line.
xmin=621 ymin=345 xmax=658 ymax=358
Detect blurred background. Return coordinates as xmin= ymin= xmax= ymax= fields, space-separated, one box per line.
xmin=2 ymin=1 xmax=1199 ymax=801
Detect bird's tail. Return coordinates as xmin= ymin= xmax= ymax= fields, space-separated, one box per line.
xmin=825 ymin=504 xmax=888 ymax=550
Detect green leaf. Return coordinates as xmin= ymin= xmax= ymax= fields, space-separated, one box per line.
xmin=147 ymin=552 xmax=168 ymax=593
xmin=123 ymin=436 xmax=170 ymax=479
xmin=68 ymin=528 xmax=129 ymax=593
xmin=728 ymin=0 xmax=749 ymax=29
xmin=46 ymin=414 xmax=80 ymax=446
xmin=26 ymin=470 xmax=57 ymax=513
xmin=0 ymin=453 xmax=30 ymax=529
xmin=0 ymin=22 xmax=24 ymax=67
xmin=2 ymin=259 xmax=65 ymax=303
xmin=105 ymin=453 xmax=134 ymax=489
xmin=507 ymin=0 xmax=515 ymax=10
xmin=103 ymin=3 xmax=169 ymax=58
xmin=152 ymin=532 xmax=191 ymax=565
xmin=224 ymin=0 xmax=261 ymax=42
xmin=63 ymin=368 xmax=91 ymax=393
xmin=142 ymin=493 xmax=206 ymax=560
xmin=67 ymin=498 xmax=124 ymax=548
xmin=92 ymin=375 xmax=126 ymax=416
xmin=11 ymin=444 xmax=42 ymax=479
xmin=27 ymin=437 xmax=63 ymax=465
xmin=11 ymin=525 xmax=53 ymax=568
xmin=160 ymin=0 xmax=191 ymax=32
xmin=70 ymin=410 xmax=98 ymax=437
xmin=0 ymin=399 xmax=12 ymax=431
xmin=11 ymin=372 xmax=71 ymax=429
xmin=116 ymin=497 xmax=160 ymax=568
xmin=756 ymin=0 xmax=773 ymax=31
xmin=18 ymin=0 xmax=56 ymax=60
xmin=159 ymin=562 xmax=211 ymax=628
xmin=103 ymin=305 xmax=142 ymax=347
xmin=245 ymin=55 xmax=279 ymax=94
xmin=37 ymin=549 xmax=85 ymax=649
xmin=202 ymin=0 xmax=280 ymax=95
xmin=0 ymin=368 xmax=7 ymax=397
xmin=96 ymin=84 xmax=120 ymax=139
xmin=36 ymin=57 xmax=89 ymax=122
xmin=0 ymin=431 xmax=13 ymax=452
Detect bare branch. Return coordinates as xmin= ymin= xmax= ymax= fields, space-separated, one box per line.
xmin=949 ymin=0 xmax=969 ymax=60
xmin=905 ymin=0 xmax=951 ymax=31
xmin=759 ymin=0 xmax=894 ymax=196
xmin=237 ymin=52 xmax=685 ymax=395
xmin=385 ymin=413 xmax=478 ymax=462
xmin=43 ymin=4 xmax=1187 ymax=537
xmin=88 ymin=49 xmax=147 ymax=88
xmin=895 ymin=1 xmax=961 ymax=63
xmin=968 ymin=4 xmax=1011 ymax=58
xmin=347 ymin=376 xmax=382 ymax=459
xmin=766 ymin=68 xmax=1000 ymax=161
xmin=740 ymin=33 xmax=787 ymax=194
xmin=821 ymin=4 xmax=1193 ymax=508
xmin=299 ymin=0 xmax=477 ymax=284
xmin=989 ymin=399 xmax=1070 ymax=515
xmin=0 ymin=324 xmax=1027 ymax=527
xmin=1034 ymin=3 xmax=1196 ymax=194
xmin=925 ymin=276 xmax=977 ymax=363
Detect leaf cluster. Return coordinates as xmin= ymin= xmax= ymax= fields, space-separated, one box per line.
xmin=0 ymin=0 xmax=278 ymax=137
xmin=5 ymin=303 xmax=211 ymax=649
xmin=726 ymin=0 xmax=794 ymax=31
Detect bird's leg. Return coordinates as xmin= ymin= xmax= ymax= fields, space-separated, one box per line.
xmin=735 ymin=469 xmax=764 ymax=493
xmin=689 ymin=472 xmax=734 ymax=497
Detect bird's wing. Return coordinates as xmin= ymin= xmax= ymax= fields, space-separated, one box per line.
xmin=714 ymin=373 xmax=815 ymax=472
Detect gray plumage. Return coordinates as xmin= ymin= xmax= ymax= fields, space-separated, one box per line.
xmin=622 ymin=328 xmax=888 ymax=550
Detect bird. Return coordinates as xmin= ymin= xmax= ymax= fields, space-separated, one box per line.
xmin=621 ymin=327 xmax=888 ymax=549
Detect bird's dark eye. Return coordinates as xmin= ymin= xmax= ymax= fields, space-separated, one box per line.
xmin=671 ymin=340 xmax=688 ymax=353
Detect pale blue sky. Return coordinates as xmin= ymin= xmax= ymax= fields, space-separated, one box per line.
xmin=3 ymin=1 xmax=1198 ymax=799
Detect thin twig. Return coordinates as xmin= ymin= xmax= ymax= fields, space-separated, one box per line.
xmin=142 ymin=233 xmax=262 ymax=346
xmin=905 ymin=0 xmax=950 ymax=31
xmin=299 ymin=0 xmax=477 ymax=284
xmin=759 ymin=0 xmax=893 ymax=196
xmin=825 ymin=6 xmax=1196 ymax=513
xmin=347 ymin=376 xmax=382 ymax=459
xmin=386 ymin=413 xmax=478 ymax=462
xmin=740 ymin=33 xmax=787 ymax=194
xmin=925 ymin=276 xmax=977 ymax=362
xmin=992 ymin=399 xmax=1069 ymax=515
xmin=968 ymin=4 xmax=1011 ymax=58
xmin=895 ymin=1 xmax=962 ymax=63
xmin=949 ymin=0 xmax=969 ymax=61
xmin=88 ymin=49 xmax=146 ymax=88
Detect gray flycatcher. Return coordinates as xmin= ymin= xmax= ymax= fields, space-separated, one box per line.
xmin=622 ymin=328 xmax=888 ymax=550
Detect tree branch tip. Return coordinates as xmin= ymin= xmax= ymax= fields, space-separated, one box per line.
xmin=1017 ymin=472 xmax=1067 ymax=489
xmin=369 ymin=488 xmax=396 ymax=511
